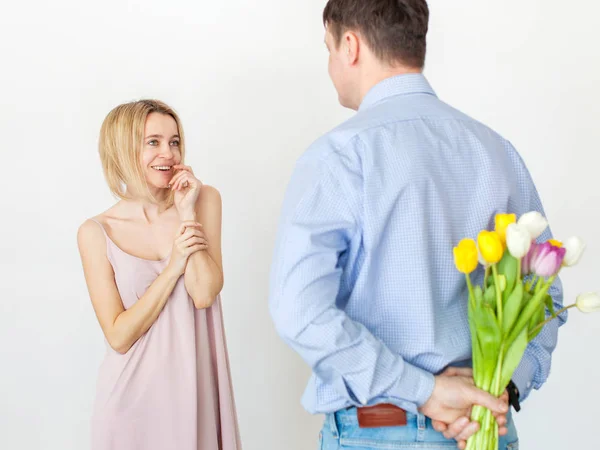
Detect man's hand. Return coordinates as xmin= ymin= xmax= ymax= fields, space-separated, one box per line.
xmin=419 ymin=367 xmax=508 ymax=449
xmin=432 ymin=392 xmax=509 ymax=450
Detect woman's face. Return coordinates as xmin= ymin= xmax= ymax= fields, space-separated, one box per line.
xmin=140 ymin=112 xmax=182 ymax=190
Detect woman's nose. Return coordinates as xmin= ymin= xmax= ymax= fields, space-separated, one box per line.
xmin=158 ymin=143 xmax=174 ymax=159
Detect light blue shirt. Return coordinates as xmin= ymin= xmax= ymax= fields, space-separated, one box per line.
xmin=269 ymin=73 xmax=564 ymax=415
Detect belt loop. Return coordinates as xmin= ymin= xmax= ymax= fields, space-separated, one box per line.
xmin=328 ymin=412 xmax=340 ymax=439
xmin=416 ymin=412 xmax=426 ymax=441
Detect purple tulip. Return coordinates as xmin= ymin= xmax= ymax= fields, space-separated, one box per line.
xmin=528 ymin=242 xmax=566 ymax=277
xmin=521 ymin=240 xmax=536 ymax=275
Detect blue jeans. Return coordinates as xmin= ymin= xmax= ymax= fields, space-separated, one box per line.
xmin=319 ymin=407 xmax=519 ymax=450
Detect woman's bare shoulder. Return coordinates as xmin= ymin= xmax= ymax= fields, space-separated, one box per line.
xmin=197 ymin=184 xmax=222 ymax=207
xmin=77 ymin=203 xmax=122 ymax=248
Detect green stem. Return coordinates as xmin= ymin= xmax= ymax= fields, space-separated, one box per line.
xmin=492 ymin=343 xmax=505 ymax=396
xmin=466 ymin=273 xmax=475 ymax=306
xmin=493 ymin=419 xmax=499 ymax=450
xmin=535 ymin=277 xmax=545 ymax=295
xmin=467 ymin=405 xmax=487 ymax=449
xmin=466 ymin=435 xmax=477 ymax=450
xmin=529 ymin=303 xmax=576 ymax=338
xmin=484 ymin=265 xmax=490 ymax=292
xmin=525 ymin=274 xmax=538 ymax=292
xmin=516 ymin=258 xmax=521 ymax=285
xmin=491 ymin=264 xmax=503 ymax=325
xmin=480 ymin=408 xmax=494 ymax=450
xmin=506 ymin=276 xmax=555 ymax=351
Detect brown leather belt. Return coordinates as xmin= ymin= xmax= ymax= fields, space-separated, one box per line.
xmin=356 ymin=403 xmax=408 ymax=428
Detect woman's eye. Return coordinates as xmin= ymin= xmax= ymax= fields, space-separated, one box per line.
xmin=170 ymin=140 xmax=180 ymax=147
xmin=148 ymin=140 xmax=158 ymax=146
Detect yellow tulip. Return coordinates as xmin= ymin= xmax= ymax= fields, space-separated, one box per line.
xmin=495 ymin=213 xmax=516 ymax=246
xmin=548 ymin=239 xmax=563 ymax=248
xmin=453 ymin=238 xmax=479 ymax=274
xmin=477 ymin=230 xmax=504 ymax=264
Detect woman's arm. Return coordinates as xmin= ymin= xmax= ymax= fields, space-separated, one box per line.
xmin=181 ymin=185 xmax=224 ymax=309
xmin=78 ymin=220 xmax=181 ymax=354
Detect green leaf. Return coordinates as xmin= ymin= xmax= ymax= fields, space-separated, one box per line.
xmin=498 ymin=253 xmax=518 ymax=299
xmin=486 ymin=273 xmax=494 ymax=289
xmin=502 ymin=283 xmax=524 ymax=335
xmin=474 ymin=286 xmax=483 ymax=308
xmin=469 ymin=287 xmax=485 ymax=388
xmin=528 ymin=303 xmax=546 ymax=341
xmin=497 ymin=275 xmax=507 ymax=292
xmin=475 ymin=304 xmax=502 ymax=390
xmin=500 ymin=329 xmax=528 ymax=394
xmin=483 ymin=283 xmax=497 ymax=310
xmin=544 ymin=294 xmax=556 ymax=318
xmin=505 ymin=280 xmax=551 ymax=347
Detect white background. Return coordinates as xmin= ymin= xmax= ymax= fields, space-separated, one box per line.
xmin=1 ymin=1 xmax=598 ymax=449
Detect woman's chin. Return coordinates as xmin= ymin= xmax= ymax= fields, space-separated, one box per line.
xmin=146 ymin=179 xmax=170 ymax=190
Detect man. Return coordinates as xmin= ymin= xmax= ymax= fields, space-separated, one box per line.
xmin=269 ymin=1 xmax=564 ymax=449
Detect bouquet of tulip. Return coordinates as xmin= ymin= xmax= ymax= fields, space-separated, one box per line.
xmin=453 ymin=211 xmax=599 ymax=450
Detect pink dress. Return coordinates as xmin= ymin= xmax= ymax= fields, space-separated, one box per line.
xmin=90 ymin=220 xmax=241 ymax=450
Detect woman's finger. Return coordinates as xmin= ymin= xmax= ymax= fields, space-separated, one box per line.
xmin=173 ymin=173 xmax=189 ymax=191
xmin=182 ymin=236 xmax=208 ymax=248
xmin=178 ymin=229 xmax=202 ymax=243
xmin=168 ymin=171 xmax=185 ymax=189
xmin=178 ymin=221 xmax=202 ymax=235
xmin=173 ymin=164 xmax=193 ymax=174
xmin=170 ymin=172 xmax=188 ymax=191
xmin=185 ymin=243 xmax=208 ymax=255
xmin=175 ymin=173 xmax=195 ymax=191
xmin=182 ymin=229 xmax=207 ymax=241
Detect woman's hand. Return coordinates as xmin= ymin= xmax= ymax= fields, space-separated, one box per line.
xmin=166 ymin=221 xmax=208 ymax=277
xmin=170 ymin=165 xmax=202 ymax=220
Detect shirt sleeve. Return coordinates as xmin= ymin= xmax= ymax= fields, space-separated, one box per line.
xmin=505 ymin=141 xmax=566 ymax=401
xmin=268 ymin=146 xmax=435 ymax=413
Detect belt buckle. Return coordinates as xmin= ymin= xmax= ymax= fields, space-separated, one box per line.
xmin=356 ymin=404 xmax=407 ymax=428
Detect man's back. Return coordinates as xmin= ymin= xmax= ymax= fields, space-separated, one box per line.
xmin=270 ymin=73 xmax=560 ymax=415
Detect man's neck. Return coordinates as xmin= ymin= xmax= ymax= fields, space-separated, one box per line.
xmin=356 ymin=66 xmax=422 ymax=110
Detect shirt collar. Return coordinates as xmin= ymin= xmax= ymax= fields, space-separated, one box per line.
xmin=358 ymin=73 xmax=437 ymax=111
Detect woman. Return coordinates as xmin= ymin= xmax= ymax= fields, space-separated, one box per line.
xmin=78 ymin=100 xmax=241 ymax=449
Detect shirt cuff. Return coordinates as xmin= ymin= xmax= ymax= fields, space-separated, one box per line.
xmin=389 ymin=362 xmax=435 ymax=412
xmin=511 ymin=353 xmax=538 ymax=401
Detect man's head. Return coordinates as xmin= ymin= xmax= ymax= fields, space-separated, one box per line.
xmin=323 ymin=0 xmax=429 ymax=110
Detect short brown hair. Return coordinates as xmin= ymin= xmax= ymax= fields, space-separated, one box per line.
xmin=99 ymin=99 xmax=185 ymax=205
xmin=323 ymin=0 xmax=429 ymax=68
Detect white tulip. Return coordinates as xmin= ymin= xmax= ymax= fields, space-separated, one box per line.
xmin=576 ymin=292 xmax=600 ymax=313
xmin=563 ymin=236 xmax=586 ymax=267
xmin=478 ymin=250 xmax=486 ymax=266
xmin=477 ymin=245 xmax=489 ymax=268
xmin=506 ymin=223 xmax=532 ymax=259
xmin=517 ymin=211 xmax=548 ymax=240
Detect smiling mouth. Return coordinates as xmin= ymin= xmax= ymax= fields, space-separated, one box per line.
xmin=151 ymin=165 xmax=173 ymax=172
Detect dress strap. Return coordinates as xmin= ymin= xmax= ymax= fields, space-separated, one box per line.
xmin=89 ymin=218 xmax=113 ymax=260
xmin=89 ymin=218 xmax=107 ymax=235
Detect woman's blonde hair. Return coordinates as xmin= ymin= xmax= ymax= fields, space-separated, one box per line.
xmin=99 ymin=99 xmax=186 ymax=205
